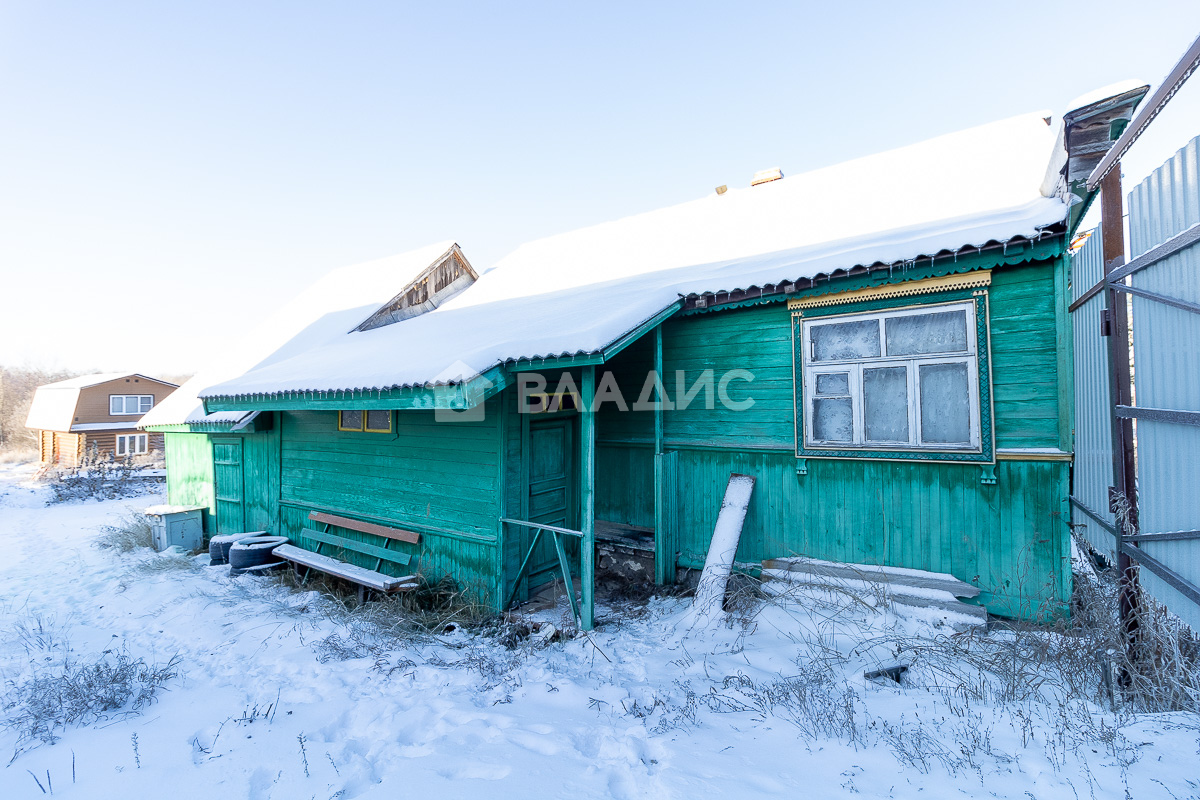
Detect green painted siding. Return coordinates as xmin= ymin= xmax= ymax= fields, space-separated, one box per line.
xmin=665 ymin=449 xmax=1069 ymax=617
xmin=594 ymin=333 xmax=657 ymax=529
xmin=989 ymin=260 xmax=1066 ymax=449
xmin=596 ymin=444 xmax=654 ymax=527
xmin=661 ymin=304 xmax=793 ymax=449
xmin=279 ymin=408 xmax=500 ymax=536
xmin=241 ymin=424 xmax=281 ymax=534
xmin=649 ymin=258 xmax=1066 ymax=452
xmin=277 ymin=402 xmax=504 ymax=607
xmin=589 ymin=258 xmax=1072 ymax=617
xmin=164 ymin=432 xmax=215 ymax=530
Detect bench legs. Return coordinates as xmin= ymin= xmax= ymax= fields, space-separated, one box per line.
xmin=287 ymin=557 xmax=384 ymax=606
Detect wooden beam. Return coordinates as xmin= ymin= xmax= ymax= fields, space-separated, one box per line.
xmin=308 ymin=511 xmax=421 ymax=544
xmin=600 ymin=300 xmax=684 ymax=362
xmin=653 ymin=323 xmax=673 ymax=585
xmin=1100 ymin=168 xmax=1141 ymax=670
xmin=580 ymin=365 xmax=596 ymax=630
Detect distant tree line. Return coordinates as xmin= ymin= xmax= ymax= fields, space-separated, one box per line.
xmin=0 ymin=366 xmax=82 ymax=454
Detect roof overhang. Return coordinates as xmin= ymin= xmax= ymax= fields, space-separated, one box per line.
xmin=199 ymin=299 xmax=689 ymax=413
xmin=680 ymin=230 xmax=1065 ymax=315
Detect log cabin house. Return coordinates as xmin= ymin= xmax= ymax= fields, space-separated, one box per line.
xmin=26 ymin=373 xmax=179 ymax=466
xmin=140 ymin=90 xmax=1146 ymax=627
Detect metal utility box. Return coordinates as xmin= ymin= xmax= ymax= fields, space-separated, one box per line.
xmin=143 ymin=505 xmax=206 ymax=553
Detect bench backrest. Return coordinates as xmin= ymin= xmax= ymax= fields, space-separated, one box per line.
xmin=308 ymin=511 xmax=421 ymax=544
xmin=302 ymin=527 xmax=412 ymax=568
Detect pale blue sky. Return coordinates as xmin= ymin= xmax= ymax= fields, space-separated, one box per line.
xmin=2 ymin=1 xmax=1198 ymax=373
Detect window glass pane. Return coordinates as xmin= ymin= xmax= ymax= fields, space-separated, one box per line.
xmin=811 ymin=320 xmax=880 ymax=361
xmin=886 ymin=310 xmax=968 ymax=356
xmin=340 ymin=410 xmax=363 ymax=430
xmin=812 ymin=397 xmax=853 ymax=442
xmin=116 ymin=437 xmax=126 ymax=455
xmin=137 ymin=435 xmax=148 ymax=453
xmin=920 ymin=363 xmax=971 ymax=444
xmin=815 ymin=372 xmax=849 ymax=395
xmin=365 ymin=410 xmax=390 ymax=431
xmin=140 ymin=396 xmax=153 ymax=412
xmin=110 ymin=396 xmax=122 ymax=414
xmin=864 ymin=366 xmax=910 ymax=442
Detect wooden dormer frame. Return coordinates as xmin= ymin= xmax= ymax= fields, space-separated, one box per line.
xmin=355 ymin=244 xmax=479 ymax=332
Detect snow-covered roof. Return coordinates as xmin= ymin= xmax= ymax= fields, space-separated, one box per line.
xmin=193 ymin=111 xmax=1065 ymax=403
xmin=25 ymin=373 xmax=177 ymax=431
xmin=140 ymin=241 xmax=461 ymax=428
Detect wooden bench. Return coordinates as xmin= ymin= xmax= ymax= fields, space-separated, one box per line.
xmin=281 ymin=511 xmax=422 ymax=603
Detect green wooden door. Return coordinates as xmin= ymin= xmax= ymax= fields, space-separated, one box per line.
xmin=527 ymin=418 xmax=575 ymax=585
xmin=212 ymin=438 xmax=245 ymax=534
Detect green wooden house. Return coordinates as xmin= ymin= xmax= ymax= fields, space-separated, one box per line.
xmin=142 ymin=100 xmax=1141 ymax=627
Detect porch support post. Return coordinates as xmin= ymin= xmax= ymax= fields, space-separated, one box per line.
xmin=654 ymin=324 xmax=664 ymax=456
xmin=653 ymin=324 xmax=673 ymax=585
xmin=580 ymin=365 xmax=596 ymax=630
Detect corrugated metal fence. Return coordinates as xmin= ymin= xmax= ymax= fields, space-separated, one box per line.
xmin=1071 ymin=230 xmax=1116 ymax=560
xmin=1071 ymin=134 xmax=1200 ymax=632
xmin=1125 ymin=136 xmax=1200 ymax=631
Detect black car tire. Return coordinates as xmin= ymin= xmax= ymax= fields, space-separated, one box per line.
xmin=227 ymin=535 xmax=289 ymax=570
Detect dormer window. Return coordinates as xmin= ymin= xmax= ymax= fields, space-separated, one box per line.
xmin=355 ymin=245 xmax=478 ymax=331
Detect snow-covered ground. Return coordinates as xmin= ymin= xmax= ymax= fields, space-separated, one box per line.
xmin=0 ymin=463 xmax=1196 ymax=799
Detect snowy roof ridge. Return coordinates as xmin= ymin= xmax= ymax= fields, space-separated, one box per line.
xmin=178 ymin=110 xmax=1068 ymax=410
xmin=199 ymin=193 xmax=1063 ymax=399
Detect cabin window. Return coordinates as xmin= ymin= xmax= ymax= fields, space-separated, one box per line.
xmin=115 ymin=434 xmax=148 ymax=456
xmin=110 ymin=395 xmax=153 ymax=415
xmin=338 ymin=410 xmax=393 ymax=433
xmin=799 ymin=301 xmax=980 ymax=452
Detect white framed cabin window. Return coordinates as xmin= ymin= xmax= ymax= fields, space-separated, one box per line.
xmin=799 ymin=301 xmax=981 ymax=453
xmin=115 ymin=434 xmax=148 ymax=456
xmin=110 ymin=395 xmax=153 ymax=415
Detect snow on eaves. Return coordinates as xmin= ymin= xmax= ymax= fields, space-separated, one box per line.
xmin=194 ymin=110 xmax=1065 ymax=400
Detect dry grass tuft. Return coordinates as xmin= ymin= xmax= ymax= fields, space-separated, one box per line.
xmin=94 ymin=510 xmax=154 ymax=553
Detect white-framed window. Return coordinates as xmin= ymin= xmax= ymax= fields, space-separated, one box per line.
xmin=115 ymin=434 xmax=148 ymax=456
xmin=800 ymin=301 xmax=981 ymax=451
xmin=110 ymin=395 xmax=154 ymax=415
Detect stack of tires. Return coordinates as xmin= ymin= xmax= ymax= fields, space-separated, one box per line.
xmin=209 ymin=533 xmax=257 ymax=565
xmin=223 ymin=535 xmax=289 ymax=576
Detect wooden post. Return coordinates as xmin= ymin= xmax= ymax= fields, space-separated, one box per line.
xmin=654 ymin=325 xmax=664 ymax=456
xmin=1100 ymin=168 xmax=1140 ymax=676
xmin=653 ymin=325 xmax=673 ymax=585
xmin=580 ymin=365 xmax=596 ymax=630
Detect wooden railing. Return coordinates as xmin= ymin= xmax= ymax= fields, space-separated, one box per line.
xmin=500 ymin=517 xmax=584 ymax=625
